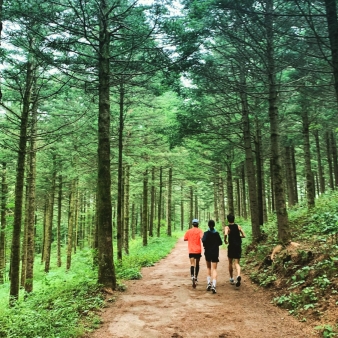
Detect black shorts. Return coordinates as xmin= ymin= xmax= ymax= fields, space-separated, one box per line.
xmin=189 ymin=253 xmax=202 ymax=259
xmin=205 ymin=255 xmax=219 ymax=263
xmin=228 ymin=244 xmax=241 ymax=259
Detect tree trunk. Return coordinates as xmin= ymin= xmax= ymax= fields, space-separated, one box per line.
xmin=314 ymin=130 xmax=325 ymax=194
xmin=239 ymin=70 xmax=260 ymax=240
xmin=66 ymin=179 xmax=76 ymax=270
xmin=291 ymin=146 xmax=299 ymax=203
xmin=302 ymin=110 xmax=315 ymax=208
xmin=189 ymin=186 xmax=193 ymax=228
xmin=124 ymin=165 xmax=130 ymax=255
xmin=236 ymin=178 xmax=241 ymax=217
xmin=225 ymin=162 xmax=234 ymax=215
xmin=326 ymin=131 xmax=334 ymax=189
xmin=57 ymin=175 xmax=62 ymax=267
xmin=167 ymin=167 xmax=172 ymax=236
xmin=285 ymin=146 xmax=296 ymax=207
xmin=149 ymin=167 xmax=155 ymax=237
xmin=25 ymin=96 xmax=38 ymax=292
xmin=117 ymin=82 xmax=124 ymax=261
xmin=21 ymin=185 xmax=29 ymax=287
xmin=180 ymin=184 xmax=184 ymax=230
xmin=266 ymin=0 xmax=290 ymax=243
xmin=331 ymin=131 xmax=338 ymax=187
xmin=45 ymin=156 xmax=57 ymax=273
xmin=131 ymin=201 xmax=136 ymax=240
xmin=157 ymin=167 xmax=162 ymax=237
xmin=324 ymin=0 xmax=338 ymax=103
xmin=213 ymin=174 xmax=219 ymax=222
xmin=241 ymin=165 xmax=248 ymax=219
xmin=97 ymin=0 xmax=116 ymax=289
xmin=255 ymin=123 xmax=264 ymax=227
xmin=0 ymin=163 xmax=7 ymax=284
xmin=10 ymin=53 xmax=35 ymax=303
xmin=142 ymin=170 xmax=148 ymax=246
xmin=218 ymin=176 xmax=226 ymax=229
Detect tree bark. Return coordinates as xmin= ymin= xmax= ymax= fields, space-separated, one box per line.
xmin=57 ymin=175 xmax=62 ymax=267
xmin=44 ymin=156 xmax=57 ymax=273
xmin=142 ymin=170 xmax=148 ymax=246
xmin=291 ymin=146 xmax=299 ymax=203
xmin=66 ymin=179 xmax=76 ymax=270
xmin=239 ymin=69 xmax=260 ymax=240
xmin=326 ymin=131 xmax=334 ymax=189
xmin=0 ymin=163 xmax=7 ymax=284
xmin=167 ymin=167 xmax=172 ymax=236
xmin=97 ymin=0 xmax=116 ymax=289
xmin=124 ymin=165 xmax=130 ymax=255
xmin=180 ymin=184 xmax=184 ymax=230
xmin=218 ymin=175 xmax=226 ymax=229
xmin=213 ymin=174 xmax=219 ymax=222
xmin=117 ymin=82 xmax=124 ymax=261
xmin=226 ymin=162 xmax=234 ymax=215
xmin=301 ymin=110 xmax=315 ymax=208
xmin=189 ymin=186 xmax=193 ymax=228
xmin=10 ymin=52 xmax=35 ymax=303
xmin=314 ymin=130 xmax=325 ymax=194
xmin=25 ymin=95 xmax=38 ymax=292
xmin=241 ymin=165 xmax=248 ymax=219
xmin=285 ymin=146 xmax=296 ymax=207
xmin=149 ymin=167 xmax=155 ymax=237
xmin=157 ymin=167 xmax=162 ymax=237
xmin=324 ymin=0 xmax=338 ymax=104
xmin=254 ymin=123 xmax=264 ymax=226
xmin=331 ymin=131 xmax=338 ymax=187
xmin=266 ymin=0 xmax=290 ymax=243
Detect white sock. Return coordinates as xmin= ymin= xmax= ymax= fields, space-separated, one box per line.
xmin=213 ymin=279 xmax=216 ymax=287
xmin=207 ymin=276 xmax=211 ymax=284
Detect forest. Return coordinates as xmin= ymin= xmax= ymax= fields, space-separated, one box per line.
xmin=0 ymin=0 xmax=338 ymax=337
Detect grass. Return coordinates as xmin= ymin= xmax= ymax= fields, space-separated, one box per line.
xmin=0 ymin=229 xmax=182 ymax=338
xmin=243 ymin=191 xmax=338 ymax=336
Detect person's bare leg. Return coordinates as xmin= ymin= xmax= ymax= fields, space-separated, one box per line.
xmin=235 ymin=258 xmax=241 ymax=287
xmin=211 ymin=262 xmax=218 ymax=293
xmin=228 ymin=258 xmax=233 ymax=278
xmin=212 ymin=262 xmax=217 ymax=282
xmin=234 ymin=258 xmax=241 ymax=277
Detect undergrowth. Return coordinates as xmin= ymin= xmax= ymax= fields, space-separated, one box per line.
xmin=244 ymin=190 xmax=338 ymax=337
xmin=0 ymin=231 xmax=181 ymax=338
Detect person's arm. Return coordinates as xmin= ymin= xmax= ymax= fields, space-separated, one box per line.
xmin=184 ymin=231 xmax=189 ymax=241
xmin=238 ymin=225 xmax=246 ymax=238
xmin=223 ymin=226 xmax=229 ymax=244
xmin=218 ymin=233 xmax=223 ymax=246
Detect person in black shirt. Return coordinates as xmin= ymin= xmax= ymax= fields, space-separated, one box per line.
xmin=202 ymin=220 xmax=223 ymax=294
xmin=224 ymin=214 xmax=246 ymax=287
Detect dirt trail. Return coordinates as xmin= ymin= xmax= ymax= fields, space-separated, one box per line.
xmin=88 ymin=238 xmax=319 ymax=338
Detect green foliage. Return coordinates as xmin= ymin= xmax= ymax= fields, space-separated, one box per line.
xmin=315 ymin=325 xmax=338 ymax=338
xmin=115 ymin=235 xmax=179 ymax=280
xmin=0 ymin=233 xmax=180 ymax=337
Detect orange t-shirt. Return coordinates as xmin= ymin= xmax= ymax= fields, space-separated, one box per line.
xmin=184 ymin=227 xmax=203 ymax=254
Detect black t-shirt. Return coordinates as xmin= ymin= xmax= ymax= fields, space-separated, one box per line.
xmin=228 ymin=223 xmax=242 ymax=247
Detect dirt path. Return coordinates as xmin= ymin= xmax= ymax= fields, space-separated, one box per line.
xmin=88 ymin=238 xmax=319 ymax=338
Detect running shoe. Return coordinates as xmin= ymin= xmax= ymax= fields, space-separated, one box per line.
xmin=230 ymin=278 xmax=235 ymax=285
xmin=206 ymin=283 xmax=212 ymax=291
xmin=236 ymin=276 xmax=241 ymax=287
xmin=192 ymin=276 xmax=196 ymax=288
xmin=211 ymin=286 xmax=216 ymax=294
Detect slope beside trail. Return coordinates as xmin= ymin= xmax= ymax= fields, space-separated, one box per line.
xmin=87 ymin=238 xmax=319 ymax=338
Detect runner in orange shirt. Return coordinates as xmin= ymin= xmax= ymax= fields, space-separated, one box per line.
xmin=184 ymin=219 xmax=203 ymax=288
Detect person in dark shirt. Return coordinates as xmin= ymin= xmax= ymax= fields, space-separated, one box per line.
xmin=224 ymin=214 xmax=246 ymax=287
xmin=202 ymin=220 xmax=222 ymax=294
